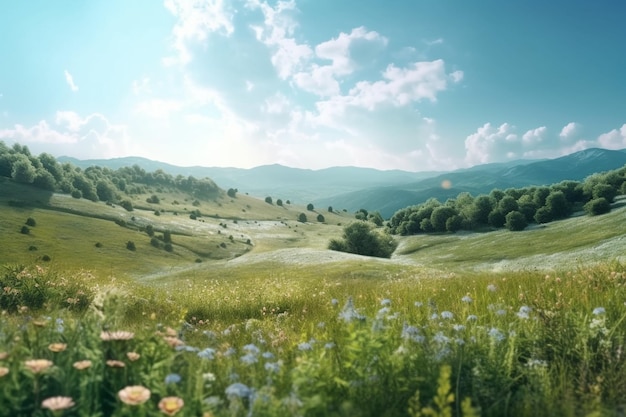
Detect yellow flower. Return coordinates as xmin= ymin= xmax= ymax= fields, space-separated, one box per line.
xmin=48 ymin=343 xmax=67 ymax=352
xmin=24 ymin=359 xmax=53 ymax=373
xmin=73 ymin=360 xmax=92 ymax=370
xmin=0 ymin=367 xmax=9 ymax=377
xmin=100 ymin=331 xmax=134 ymax=341
xmin=106 ymin=360 xmax=126 ymax=368
xmin=158 ymin=396 xmax=184 ymax=416
xmin=126 ymin=352 xmax=141 ymax=361
xmin=42 ymin=396 xmax=75 ymax=411
xmin=118 ymin=385 xmax=151 ymax=405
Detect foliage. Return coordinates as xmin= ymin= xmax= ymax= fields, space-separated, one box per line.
xmin=120 ymin=200 xmax=133 ymax=212
xmin=126 ymin=241 xmax=136 ymax=251
xmin=20 ymin=226 xmax=30 ymax=235
xmin=316 ymin=214 xmax=325 ymax=222
xmin=505 ymin=210 xmax=528 ymax=231
xmin=329 ymin=221 xmax=397 ymax=258
xmin=276 ymin=198 xmax=283 ymax=206
xmin=264 ymin=196 xmax=272 ymax=205
xmin=297 ymin=212 xmax=307 ymax=223
xmin=306 ymin=203 xmax=314 ymax=211
xmin=226 ymin=188 xmax=237 ymax=198
xmin=25 ymin=217 xmax=36 ymax=227
xmin=584 ymin=197 xmax=611 ymax=216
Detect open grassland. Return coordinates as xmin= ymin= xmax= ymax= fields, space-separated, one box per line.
xmin=3 ymin=181 xmax=626 ymax=415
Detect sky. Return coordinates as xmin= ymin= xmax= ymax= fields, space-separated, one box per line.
xmin=1 ymin=0 xmax=625 ymax=172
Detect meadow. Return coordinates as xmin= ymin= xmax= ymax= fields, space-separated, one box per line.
xmin=2 ymin=181 xmax=626 ymax=416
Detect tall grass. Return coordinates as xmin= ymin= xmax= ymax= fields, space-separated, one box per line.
xmin=1 ymin=262 xmax=626 ymax=416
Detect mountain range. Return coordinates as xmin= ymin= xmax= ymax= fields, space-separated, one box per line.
xmin=59 ymin=147 xmax=626 ymax=218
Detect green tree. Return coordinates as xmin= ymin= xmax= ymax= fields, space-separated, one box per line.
xmin=298 ymin=213 xmax=307 ymax=223
xmin=497 ymin=195 xmax=518 ymax=214
xmin=430 ymin=206 xmax=456 ymax=232
xmin=505 ymin=210 xmax=528 ymax=231
xmin=265 ymin=196 xmax=273 ymax=205
xmin=534 ymin=206 xmax=553 ymax=224
xmin=227 ymin=188 xmax=238 ymax=198
xmin=11 ymin=154 xmax=36 ymax=184
xmin=328 ymin=221 xmax=397 ymax=258
xmin=488 ymin=209 xmax=506 ymax=228
xmin=584 ymin=198 xmax=611 ymax=216
xmin=276 ymin=199 xmax=283 ymax=206
xmin=592 ymin=183 xmax=617 ymax=203
xmin=307 ymin=203 xmax=315 ymax=211
xmin=316 ymin=214 xmax=325 ymax=222
xmin=545 ymin=191 xmax=569 ymax=219
xmin=328 ymin=206 xmax=333 ymax=213
xmin=469 ymin=195 xmax=495 ymax=226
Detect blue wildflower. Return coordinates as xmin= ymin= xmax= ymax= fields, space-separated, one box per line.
xmin=243 ymin=344 xmax=260 ymax=355
xmin=381 ymin=298 xmax=391 ymax=306
xmin=338 ymin=297 xmax=365 ymax=322
xmin=453 ymin=324 xmax=466 ymax=332
xmin=466 ymin=314 xmax=478 ymax=322
xmin=262 ymin=351 xmax=275 ymax=359
xmin=197 ymin=347 xmax=216 ymax=360
xmin=414 ymin=301 xmax=423 ymax=307
xmin=593 ymin=307 xmax=606 ymax=316
xmin=264 ymin=362 xmax=281 ymax=373
xmin=401 ymin=323 xmax=425 ymax=343
xmin=488 ymin=327 xmax=506 ymax=342
xmin=441 ymin=311 xmax=454 ymax=320
xmin=55 ymin=318 xmax=64 ymax=333
xmin=331 ymin=298 xmax=339 ymax=306
xmin=240 ymin=353 xmax=258 ymax=365
xmin=324 ymin=342 xmax=336 ymax=349
xmin=461 ymin=295 xmax=473 ymax=303
xmin=433 ymin=331 xmax=450 ymax=344
xmin=165 ymin=373 xmax=182 ymax=384
xmin=225 ymin=382 xmax=251 ymax=399
xmin=298 ymin=342 xmax=313 ymax=351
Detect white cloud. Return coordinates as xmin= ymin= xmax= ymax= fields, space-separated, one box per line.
xmin=449 ymin=70 xmax=464 ymax=83
xmin=163 ymin=0 xmax=235 ymax=65
xmin=522 ymin=126 xmax=546 ymax=145
xmin=132 ymin=77 xmax=152 ymax=95
xmin=597 ymin=124 xmax=626 ymax=149
xmin=245 ymin=80 xmax=254 ymax=91
xmin=64 ymin=70 xmax=79 ymax=92
xmin=263 ymin=92 xmax=290 ymax=114
xmin=464 ymin=122 xmax=518 ymax=166
xmin=559 ymin=122 xmax=579 ymax=140
xmin=424 ymin=38 xmax=444 ymax=46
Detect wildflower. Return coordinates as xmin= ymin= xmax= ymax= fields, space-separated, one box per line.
xmin=487 ymin=284 xmax=497 ymax=292
xmin=0 ymin=352 xmax=9 ymax=360
xmin=317 ymin=321 xmax=325 ymax=328
xmin=48 ymin=343 xmax=67 ymax=352
xmin=593 ymin=307 xmax=606 ymax=316
xmin=106 ymin=360 xmax=126 ymax=368
xmin=243 ymin=344 xmax=260 ymax=355
xmin=430 ymin=313 xmax=439 ymax=320
xmin=165 ymin=373 xmax=182 ymax=385
xmin=198 ymin=348 xmax=216 ymax=360
xmin=240 ymin=353 xmax=258 ymax=365
xmin=331 ymin=298 xmax=339 ymax=306
xmin=262 ymin=351 xmax=275 ymax=359
xmin=517 ymin=306 xmax=532 ymax=320
xmin=297 ymin=342 xmax=313 ymax=351
xmin=381 ymin=298 xmax=391 ymax=306
xmin=265 ymin=361 xmax=281 ymax=373
xmin=225 ymin=382 xmax=251 ymax=399
xmin=526 ymin=359 xmax=547 ymax=368
xmin=176 ymin=345 xmax=199 ymax=353
xmin=401 ymin=323 xmax=425 ymax=343
xmin=453 ymin=324 xmax=466 ymax=332
xmin=126 ymin=352 xmax=141 ymax=361
xmin=159 ymin=396 xmax=184 ymax=416
xmin=73 ymin=360 xmax=92 ymax=370
xmin=414 ymin=301 xmax=423 ymax=307
xmin=100 ymin=331 xmax=134 ymax=341
xmin=433 ymin=332 xmax=450 ymax=345
xmin=376 ymin=307 xmax=390 ymax=318
xmin=203 ymin=372 xmax=216 ymax=382
xmin=324 ymin=342 xmax=336 ymax=349
xmin=441 ymin=311 xmax=454 ymax=320
xmin=338 ymin=297 xmax=365 ymax=322
xmin=455 ymin=338 xmax=465 ymax=345
xmin=496 ymin=309 xmax=507 ymax=316
xmin=0 ymin=367 xmax=8 ymax=377
xmin=461 ymin=295 xmax=473 ymax=303
xmin=56 ymin=318 xmax=64 ymax=333
xmin=118 ymin=385 xmax=151 ymax=405
xmin=223 ymin=347 xmax=236 ymax=357
xmin=203 ymin=330 xmax=217 ymax=340
xmin=24 ymin=359 xmax=53 ymax=373
xmin=488 ymin=327 xmax=506 ymax=342
xmin=163 ymin=336 xmax=185 ymax=348
xmin=41 ymin=396 xmax=75 ymax=411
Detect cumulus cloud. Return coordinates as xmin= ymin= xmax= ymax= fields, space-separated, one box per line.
xmin=163 ymin=0 xmax=235 ymax=65
xmin=64 ymin=70 xmax=79 ymax=92
xmin=464 ymin=123 xmax=518 ymax=166
xmin=559 ymin=122 xmax=579 ymax=140
xmin=522 ymin=126 xmax=546 ymax=145
xmin=597 ymin=124 xmax=626 ymax=149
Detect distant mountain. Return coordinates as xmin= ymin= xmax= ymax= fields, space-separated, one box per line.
xmin=59 ymin=148 xmax=626 ymax=219
xmin=57 ymin=156 xmax=439 ymax=203
xmin=315 ymin=148 xmax=626 ymax=217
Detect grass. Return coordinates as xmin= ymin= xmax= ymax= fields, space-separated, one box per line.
xmin=3 ymin=180 xmax=626 ymax=415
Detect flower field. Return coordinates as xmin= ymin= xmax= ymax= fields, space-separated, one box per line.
xmin=1 ymin=262 xmax=626 ymax=416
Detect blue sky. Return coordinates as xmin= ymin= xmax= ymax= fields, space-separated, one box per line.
xmin=1 ymin=0 xmax=625 ymax=171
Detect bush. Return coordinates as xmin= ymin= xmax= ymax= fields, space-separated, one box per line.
xmin=317 ymin=214 xmax=325 ymax=222
xmin=146 ymin=194 xmax=160 ymax=204
xmin=146 ymin=225 xmax=155 ymax=236
xmin=505 ymin=210 xmax=528 ymax=231
xmin=328 ymin=222 xmax=397 ymax=258
xmin=227 ymin=188 xmax=238 ymax=198
xmin=95 ymin=242 xmax=103 ymax=248
xmin=298 ymin=213 xmax=307 ymax=223
xmin=25 ymin=217 xmax=36 ymax=227
xmin=20 ymin=226 xmax=30 ymax=234
xmin=28 ymin=245 xmax=37 ymax=251
xmin=41 ymin=255 xmax=51 ymax=262
xmin=277 ymin=199 xmax=283 ymax=206
xmin=120 ymin=200 xmax=134 ymax=212
xmin=71 ymin=189 xmax=82 ymax=199
xmin=150 ymin=237 xmax=161 ymax=248
xmin=265 ymin=196 xmax=273 ymax=204
xmin=584 ymin=197 xmax=611 ymax=216
xmin=307 ymin=203 xmax=315 ymax=211
xmin=126 ymin=241 xmax=136 ymax=251
xmin=164 ymin=243 xmax=173 ymax=252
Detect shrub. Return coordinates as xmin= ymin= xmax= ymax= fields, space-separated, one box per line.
xmin=164 ymin=243 xmax=173 ymax=252
xmin=71 ymin=189 xmax=82 ymax=199
xmin=28 ymin=245 xmax=37 ymax=251
xmin=265 ymin=196 xmax=273 ymax=205
xmin=150 ymin=237 xmax=161 ymax=248
xmin=20 ymin=226 xmax=30 ymax=235
xmin=154 ymin=210 xmax=161 ymax=216
xmin=227 ymin=188 xmax=238 ymax=198
xmin=317 ymin=214 xmax=325 ymax=222
xmin=307 ymin=203 xmax=315 ymax=211
xmin=298 ymin=213 xmax=307 ymax=223
xmin=277 ymin=199 xmax=283 ymax=206
xmin=120 ymin=200 xmax=133 ymax=211
xmin=505 ymin=210 xmax=528 ymax=231
xmin=584 ymin=197 xmax=611 ymax=216
xmin=146 ymin=225 xmax=155 ymax=236
xmin=329 ymin=222 xmax=397 ymax=258
xmin=41 ymin=255 xmax=51 ymax=262
xmin=146 ymin=194 xmax=160 ymax=204
xmin=126 ymin=241 xmax=136 ymax=251
xmin=95 ymin=242 xmax=103 ymax=248
xmin=25 ymin=217 xmax=36 ymax=227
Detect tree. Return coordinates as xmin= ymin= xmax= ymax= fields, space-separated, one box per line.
xmin=368 ymin=211 xmax=384 ymax=227
xmin=592 ymin=183 xmax=617 ymax=203
xmin=307 ymin=203 xmax=314 ymax=211
xmin=430 ymin=206 xmax=456 ymax=232
xmin=497 ymin=196 xmax=518 ymax=215
xmin=468 ymin=195 xmax=494 ymax=226
xmin=445 ymin=215 xmax=463 ymax=232
xmin=584 ymin=198 xmax=611 ymax=216
xmin=163 ymin=230 xmax=172 ymax=243
xmin=505 ymin=211 xmax=528 ymax=231
xmin=317 ymin=214 xmax=325 ymax=222
xmin=265 ymin=196 xmax=273 ymax=205
xmin=11 ymin=154 xmax=36 ymax=184
xmin=276 ymin=199 xmax=283 ymax=206
xmin=488 ymin=210 xmax=506 ymax=228
xmin=328 ymin=221 xmax=397 ymax=258
xmin=25 ymin=217 xmax=36 ymax=227
xmin=126 ymin=241 xmax=136 ymax=251
xmin=355 ymin=208 xmax=368 ymax=221
xmin=120 ymin=200 xmax=133 ymax=212
xmin=534 ymin=206 xmax=553 ymax=224
xmin=545 ymin=191 xmax=569 ymax=219
xmin=298 ymin=213 xmax=307 ymax=223
xmin=227 ymin=188 xmax=238 ymax=198
xmin=328 ymin=206 xmax=333 ymax=213
xmin=96 ymin=180 xmax=116 ymax=202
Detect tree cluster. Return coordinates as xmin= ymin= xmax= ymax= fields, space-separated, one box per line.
xmin=388 ymin=167 xmax=626 ymax=235
xmin=0 ymin=141 xmax=220 ymax=203
xmin=329 ymin=222 xmax=397 ymax=258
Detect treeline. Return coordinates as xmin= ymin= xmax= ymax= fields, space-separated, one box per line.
xmin=0 ymin=142 xmax=220 ymax=203
xmin=388 ymin=165 xmax=626 ymax=234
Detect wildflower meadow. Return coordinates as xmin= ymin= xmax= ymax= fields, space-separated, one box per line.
xmin=1 ymin=262 xmax=626 ymax=416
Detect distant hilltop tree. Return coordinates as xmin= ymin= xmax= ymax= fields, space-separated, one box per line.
xmin=298 ymin=213 xmax=307 ymax=223
xmin=276 ymin=199 xmax=283 ymax=207
xmin=307 ymin=203 xmax=314 ymax=211
xmin=227 ymin=188 xmax=237 ymax=198
xmin=265 ymin=196 xmax=273 ymax=205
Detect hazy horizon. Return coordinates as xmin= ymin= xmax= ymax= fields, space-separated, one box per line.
xmin=1 ymin=1 xmax=625 ymax=171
